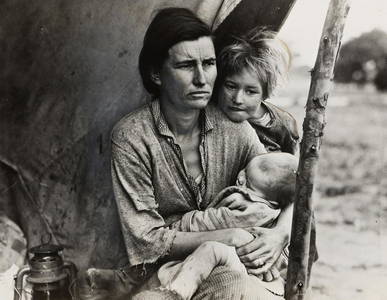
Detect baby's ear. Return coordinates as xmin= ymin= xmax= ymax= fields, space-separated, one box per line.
xmin=236 ymin=170 xmax=247 ymax=186
xmin=150 ymin=70 xmax=161 ymax=86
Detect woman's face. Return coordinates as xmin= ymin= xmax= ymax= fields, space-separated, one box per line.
xmin=218 ymin=68 xmax=264 ymax=122
xmin=156 ymin=36 xmax=217 ymax=112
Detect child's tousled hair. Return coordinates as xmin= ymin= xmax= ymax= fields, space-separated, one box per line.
xmin=216 ymin=27 xmax=291 ymax=100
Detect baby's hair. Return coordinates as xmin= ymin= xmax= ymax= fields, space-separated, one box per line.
xmin=246 ymin=152 xmax=298 ymax=208
xmin=216 ymin=27 xmax=291 ymax=100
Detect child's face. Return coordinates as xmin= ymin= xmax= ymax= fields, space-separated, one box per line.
xmin=218 ymin=68 xmax=264 ymax=122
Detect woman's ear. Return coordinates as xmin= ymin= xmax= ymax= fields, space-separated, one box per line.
xmin=151 ymin=70 xmax=161 ymax=86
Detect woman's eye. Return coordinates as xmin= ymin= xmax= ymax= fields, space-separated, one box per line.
xmin=177 ymin=64 xmax=192 ymax=69
xmin=203 ymin=59 xmax=216 ymax=67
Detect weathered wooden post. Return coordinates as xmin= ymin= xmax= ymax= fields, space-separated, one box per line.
xmin=285 ymin=1 xmax=351 ymax=299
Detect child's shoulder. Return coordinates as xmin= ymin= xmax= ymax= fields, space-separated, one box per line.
xmin=264 ymin=101 xmax=296 ymax=124
xmin=264 ymin=101 xmax=298 ymax=135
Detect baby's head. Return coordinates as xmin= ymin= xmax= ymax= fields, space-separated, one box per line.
xmin=239 ymin=153 xmax=298 ymax=208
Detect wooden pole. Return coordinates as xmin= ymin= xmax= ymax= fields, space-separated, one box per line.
xmin=285 ymin=1 xmax=351 ymax=299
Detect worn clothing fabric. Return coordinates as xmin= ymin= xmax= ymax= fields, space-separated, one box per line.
xmin=168 ymin=185 xmax=289 ymax=296
xmin=133 ymin=266 xmax=284 ymax=300
xmin=172 ymin=186 xmax=281 ymax=232
xmin=111 ymin=101 xmax=265 ymax=270
xmin=249 ymin=101 xmax=299 ymax=155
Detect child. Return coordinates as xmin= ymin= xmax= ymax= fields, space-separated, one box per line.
xmin=216 ymin=27 xmax=318 ymax=286
xmin=134 ymin=152 xmax=298 ymax=300
xmin=216 ymin=29 xmax=299 ymax=155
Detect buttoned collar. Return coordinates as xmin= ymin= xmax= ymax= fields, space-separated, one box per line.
xmin=149 ymin=100 xmax=214 ymax=139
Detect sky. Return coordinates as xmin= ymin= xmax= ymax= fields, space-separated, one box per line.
xmin=278 ymin=0 xmax=387 ymax=66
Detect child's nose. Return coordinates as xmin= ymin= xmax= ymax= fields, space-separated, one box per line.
xmin=232 ymin=90 xmax=244 ymax=104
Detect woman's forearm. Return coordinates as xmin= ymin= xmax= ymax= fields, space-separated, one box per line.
xmin=273 ymin=203 xmax=294 ymax=245
xmin=169 ymin=228 xmax=253 ymax=260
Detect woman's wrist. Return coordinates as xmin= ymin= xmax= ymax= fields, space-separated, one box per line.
xmin=228 ymin=228 xmax=254 ymax=248
xmin=273 ymin=224 xmax=290 ymax=247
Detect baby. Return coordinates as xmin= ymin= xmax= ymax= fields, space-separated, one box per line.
xmin=173 ymin=152 xmax=297 ymax=232
xmin=134 ymin=152 xmax=298 ymax=300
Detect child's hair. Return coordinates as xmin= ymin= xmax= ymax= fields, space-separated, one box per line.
xmin=245 ymin=152 xmax=298 ymax=208
xmin=216 ymin=27 xmax=291 ymax=100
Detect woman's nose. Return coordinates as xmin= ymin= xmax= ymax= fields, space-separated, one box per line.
xmin=193 ymin=66 xmax=206 ymax=87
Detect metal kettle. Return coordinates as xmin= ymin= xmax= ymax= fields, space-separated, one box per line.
xmin=14 ymin=242 xmax=79 ymax=300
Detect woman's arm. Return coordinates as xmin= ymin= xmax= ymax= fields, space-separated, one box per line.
xmin=236 ymin=203 xmax=293 ymax=275
xmin=169 ymin=228 xmax=254 ymax=260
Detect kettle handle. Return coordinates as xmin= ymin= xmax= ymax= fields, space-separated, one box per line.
xmin=63 ymin=261 xmax=79 ymax=300
xmin=13 ymin=266 xmax=30 ymax=300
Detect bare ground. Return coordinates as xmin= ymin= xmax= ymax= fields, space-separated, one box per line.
xmin=283 ymin=86 xmax=387 ymax=300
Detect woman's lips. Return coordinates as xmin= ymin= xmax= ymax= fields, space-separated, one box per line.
xmin=188 ymin=91 xmax=210 ymax=99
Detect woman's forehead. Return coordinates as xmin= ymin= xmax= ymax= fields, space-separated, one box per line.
xmin=167 ymin=37 xmax=215 ymax=62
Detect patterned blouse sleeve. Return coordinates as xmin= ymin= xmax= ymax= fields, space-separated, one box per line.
xmin=111 ymin=138 xmax=177 ymax=267
xmin=240 ymin=121 xmax=267 ymax=162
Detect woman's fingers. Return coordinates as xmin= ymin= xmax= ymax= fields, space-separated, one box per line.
xmin=263 ymin=270 xmax=273 ymax=282
xmin=227 ymin=200 xmax=243 ymax=210
xmin=270 ymin=267 xmax=280 ymax=280
xmin=247 ymin=270 xmax=263 ymax=280
xmin=214 ymin=196 xmax=234 ymax=208
xmin=244 ymin=226 xmax=265 ymax=236
xmin=236 ymin=237 xmax=265 ymax=257
xmin=246 ymin=264 xmax=270 ymax=276
xmin=242 ymin=257 xmax=268 ymax=268
xmin=239 ymin=248 xmax=271 ymax=264
xmin=216 ymin=194 xmax=248 ymax=210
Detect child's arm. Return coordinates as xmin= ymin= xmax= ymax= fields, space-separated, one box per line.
xmin=158 ymin=241 xmax=246 ymax=300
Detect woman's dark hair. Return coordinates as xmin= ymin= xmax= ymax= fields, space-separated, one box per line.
xmin=139 ymin=7 xmax=212 ymax=97
xmin=216 ymin=28 xmax=291 ymax=100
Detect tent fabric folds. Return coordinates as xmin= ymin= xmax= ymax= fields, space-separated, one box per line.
xmin=0 ymin=0 xmax=295 ymax=269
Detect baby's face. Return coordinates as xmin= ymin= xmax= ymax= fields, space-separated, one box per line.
xmin=236 ymin=165 xmax=265 ymax=191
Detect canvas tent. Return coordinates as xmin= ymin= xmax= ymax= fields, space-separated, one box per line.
xmin=0 ymin=0 xmax=296 ymax=270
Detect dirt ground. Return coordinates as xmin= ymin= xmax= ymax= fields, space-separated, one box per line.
xmin=310 ymin=193 xmax=387 ymax=300
xmin=284 ymin=85 xmax=387 ymax=300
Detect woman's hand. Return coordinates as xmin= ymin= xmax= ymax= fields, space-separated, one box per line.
xmin=236 ymin=227 xmax=288 ymax=276
xmin=214 ymin=193 xmax=251 ymax=210
xmin=228 ymin=228 xmax=255 ymax=248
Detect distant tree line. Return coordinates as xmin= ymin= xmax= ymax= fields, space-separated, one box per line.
xmin=334 ymin=29 xmax=387 ymax=91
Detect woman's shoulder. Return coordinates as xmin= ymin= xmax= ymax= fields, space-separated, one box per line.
xmin=111 ymin=103 xmax=153 ymax=145
xmin=206 ymin=104 xmax=255 ymax=133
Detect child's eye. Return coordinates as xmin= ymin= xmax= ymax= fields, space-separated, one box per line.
xmin=246 ymin=89 xmax=259 ymax=96
xmin=224 ymin=82 xmax=236 ymax=90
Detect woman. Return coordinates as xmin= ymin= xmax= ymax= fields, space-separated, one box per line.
xmin=111 ymin=8 xmax=288 ymax=299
